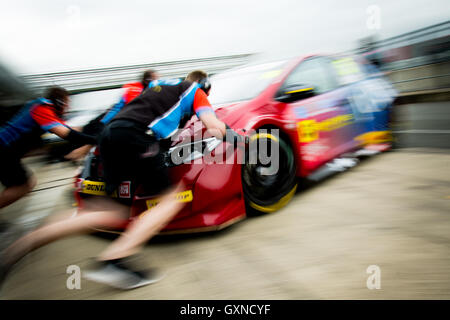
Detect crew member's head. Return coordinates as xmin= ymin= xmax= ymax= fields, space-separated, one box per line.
xmin=142 ymin=69 xmax=159 ymax=88
xmin=186 ymin=70 xmax=211 ymax=95
xmin=45 ymin=86 xmax=70 ymax=116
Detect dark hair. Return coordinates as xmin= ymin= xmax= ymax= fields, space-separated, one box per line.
xmin=45 ymin=86 xmax=69 ymax=115
xmin=142 ymin=69 xmax=157 ymax=87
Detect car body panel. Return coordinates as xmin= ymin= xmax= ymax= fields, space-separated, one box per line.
xmin=75 ymin=54 xmax=396 ymax=233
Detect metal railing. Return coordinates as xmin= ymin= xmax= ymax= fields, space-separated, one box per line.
xmin=20 ymin=53 xmax=254 ymax=94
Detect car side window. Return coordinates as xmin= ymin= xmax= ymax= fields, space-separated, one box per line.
xmin=282 ymin=57 xmax=338 ymax=95
xmin=331 ymin=56 xmax=365 ymax=86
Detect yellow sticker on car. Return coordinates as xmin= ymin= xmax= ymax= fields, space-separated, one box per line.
xmin=297 ymin=114 xmax=354 ymax=143
xmin=81 ymin=180 xmax=107 ymax=196
xmin=354 ymin=130 xmax=393 ymax=145
xmin=79 ymin=180 xmax=122 ymax=198
xmin=316 ymin=114 xmax=353 ymax=132
xmin=145 ymin=190 xmax=193 ymax=210
xmin=297 ymin=120 xmax=319 ymax=143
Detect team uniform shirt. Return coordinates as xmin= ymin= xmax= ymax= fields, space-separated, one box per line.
xmin=112 ymin=79 xmax=215 ymax=139
xmin=100 ymin=82 xmax=145 ymax=124
xmin=0 ymin=98 xmax=68 ymax=154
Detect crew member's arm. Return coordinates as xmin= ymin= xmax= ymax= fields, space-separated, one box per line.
xmin=30 ymin=105 xmax=97 ymax=145
xmin=64 ymin=144 xmax=93 ymax=161
xmin=49 ymin=125 xmax=96 ymax=145
xmin=193 ymin=89 xmax=226 ymax=139
xmin=198 ymin=112 xmax=226 ymax=139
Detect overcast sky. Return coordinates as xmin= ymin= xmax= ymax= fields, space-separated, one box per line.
xmin=0 ymin=0 xmax=448 ymax=74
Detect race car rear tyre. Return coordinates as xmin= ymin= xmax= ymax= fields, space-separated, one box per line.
xmin=242 ymin=131 xmax=297 ymax=215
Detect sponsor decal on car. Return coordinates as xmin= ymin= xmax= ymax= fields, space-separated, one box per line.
xmin=81 ymin=180 xmax=106 ymax=196
xmin=317 ymin=114 xmax=353 ymax=132
xmin=79 ymin=180 xmax=131 ymax=198
xmin=297 ymin=114 xmax=354 ymax=143
xmin=297 ymin=119 xmax=318 ymax=143
xmin=354 ymin=130 xmax=392 ymax=145
xmin=142 ymin=190 xmax=193 ymax=214
xmin=118 ymin=181 xmax=131 ymax=198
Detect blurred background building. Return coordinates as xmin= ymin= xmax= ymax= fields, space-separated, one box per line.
xmin=357 ymin=21 xmax=450 ymax=97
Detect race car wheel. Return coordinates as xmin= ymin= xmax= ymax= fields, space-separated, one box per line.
xmin=242 ymin=131 xmax=297 ymax=215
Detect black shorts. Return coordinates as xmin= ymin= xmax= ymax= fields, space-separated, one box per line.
xmin=98 ymin=120 xmax=170 ymax=204
xmin=0 ymin=145 xmax=30 ymax=187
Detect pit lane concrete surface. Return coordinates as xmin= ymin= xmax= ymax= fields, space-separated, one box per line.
xmin=1 ymin=102 xmax=449 ymax=300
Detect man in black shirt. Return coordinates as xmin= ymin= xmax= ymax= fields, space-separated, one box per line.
xmin=0 ymin=71 xmax=243 ymax=290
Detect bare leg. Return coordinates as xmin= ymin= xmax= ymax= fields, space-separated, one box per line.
xmin=2 ymin=197 xmax=129 ymax=268
xmin=98 ymin=182 xmax=186 ymax=261
xmin=44 ymin=197 xmax=128 ymax=224
xmin=0 ymin=175 xmax=36 ymax=209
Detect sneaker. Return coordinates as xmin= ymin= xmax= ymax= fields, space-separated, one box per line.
xmin=83 ymin=259 xmax=164 ymax=290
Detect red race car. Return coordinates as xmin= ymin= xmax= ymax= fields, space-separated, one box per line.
xmin=74 ymin=54 xmax=396 ymax=234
